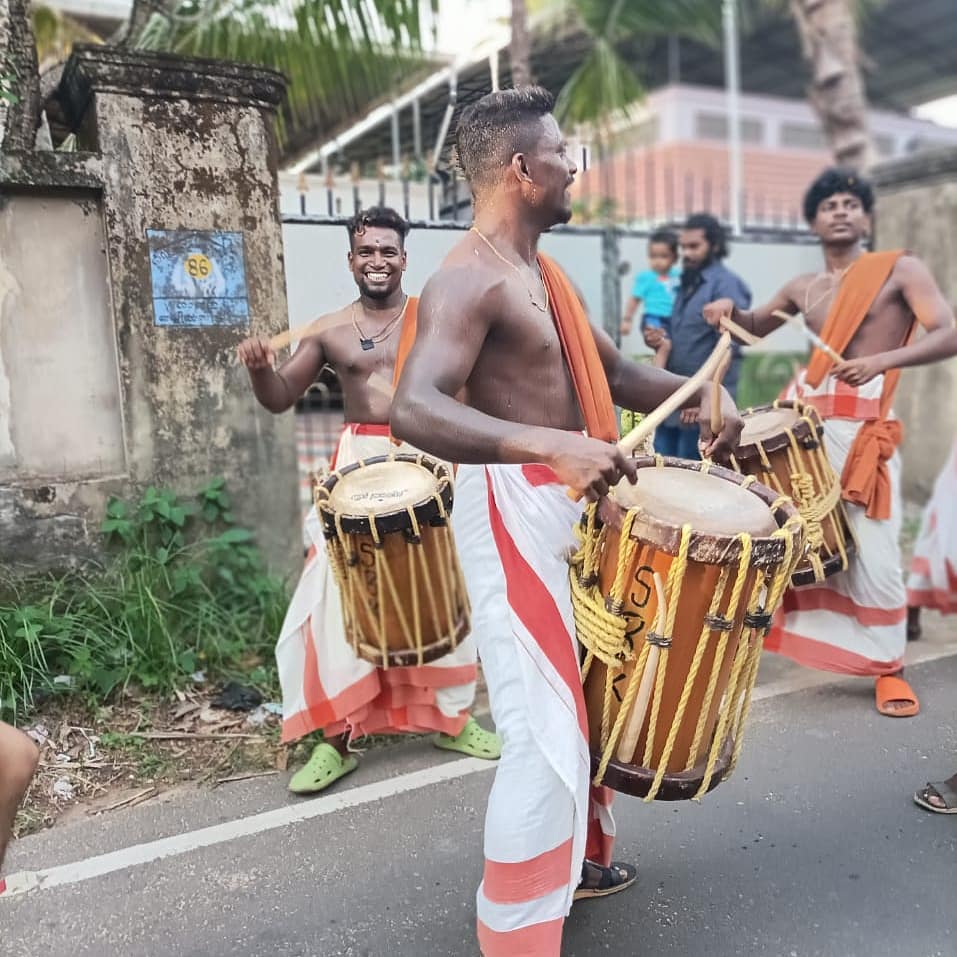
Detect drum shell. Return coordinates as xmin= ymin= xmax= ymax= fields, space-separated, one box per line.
xmin=732 ymin=401 xmax=854 ymax=584
xmin=582 ymin=525 xmax=762 ymax=776
xmin=317 ymin=455 xmax=469 ymax=668
xmin=331 ymin=521 xmax=468 ymax=667
xmin=574 ymin=457 xmax=803 ymax=801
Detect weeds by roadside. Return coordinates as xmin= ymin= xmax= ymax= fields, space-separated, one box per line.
xmin=0 ymin=478 xmax=289 ymax=724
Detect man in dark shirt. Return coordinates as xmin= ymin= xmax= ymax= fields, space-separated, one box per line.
xmin=645 ymin=213 xmax=751 ymax=459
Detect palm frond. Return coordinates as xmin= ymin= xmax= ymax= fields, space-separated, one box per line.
xmin=554 ymin=36 xmax=642 ymax=127
xmin=133 ymin=0 xmax=435 ymax=144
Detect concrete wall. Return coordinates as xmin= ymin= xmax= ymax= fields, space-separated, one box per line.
xmin=0 ymin=47 xmax=299 ymax=574
xmin=873 ymin=147 xmax=957 ymax=502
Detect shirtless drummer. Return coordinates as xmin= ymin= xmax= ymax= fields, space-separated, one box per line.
xmin=237 ymin=207 xmax=500 ymax=795
xmin=392 ymin=87 xmax=742 ymax=957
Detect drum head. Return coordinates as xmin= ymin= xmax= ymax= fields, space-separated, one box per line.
xmin=614 ymin=465 xmax=778 ymax=537
xmin=329 ymin=460 xmax=439 ymax=519
xmin=739 ymin=406 xmax=800 ymax=445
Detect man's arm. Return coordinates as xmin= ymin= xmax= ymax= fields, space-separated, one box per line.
xmin=391 ymin=268 xmax=637 ymax=501
xmin=593 ymin=327 xmax=744 ymax=458
xmin=237 ymin=330 xmax=326 ymax=413
xmin=838 ymin=256 xmax=957 ymax=388
xmin=702 ymin=282 xmax=799 ymax=340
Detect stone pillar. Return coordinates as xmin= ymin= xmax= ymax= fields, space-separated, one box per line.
xmin=872 ymin=148 xmax=957 ymax=501
xmin=1 ymin=46 xmax=299 ymax=573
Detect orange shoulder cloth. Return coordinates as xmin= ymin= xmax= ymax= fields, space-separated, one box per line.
xmin=805 ymin=250 xmax=911 ymax=520
xmin=538 ymin=254 xmax=618 ymax=443
xmin=392 ymin=295 xmax=419 ymax=391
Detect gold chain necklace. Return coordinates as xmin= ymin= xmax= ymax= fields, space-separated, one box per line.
xmin=470 ymin=226 xmax=550 ymax=313
xmin=803 ymin=264 xmax=853 ymax=317
xmin=351 ymin=295 xmax=409 ymax=351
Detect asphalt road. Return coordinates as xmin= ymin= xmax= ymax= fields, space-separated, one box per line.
xmin=2 ymin=622 xmax=955 ymax=957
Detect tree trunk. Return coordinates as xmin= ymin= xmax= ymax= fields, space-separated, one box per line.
xmin=111 ymin=0 xmax=166 ymax=47
xmin=789 ymin=0 xmax=872 ymax=170
xmin=510 ymin=0 xmax=532 ymax=88
xmin=0 ymin=0 xmax=41 ymax=152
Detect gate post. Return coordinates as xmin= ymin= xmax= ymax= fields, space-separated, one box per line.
xmin=601 ymin=225 xmax=622 ymax=347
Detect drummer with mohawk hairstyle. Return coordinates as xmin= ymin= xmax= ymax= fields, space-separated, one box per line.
xmin=391 ymin=87 xmax=743 ymax=957
xmin=237 ymin=206 xmax=500 ymax=796
xmin=704 ymin=167 xmax=957 ymax=719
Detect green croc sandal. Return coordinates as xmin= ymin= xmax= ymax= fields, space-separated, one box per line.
xmin=288 ymin=742 xmax=358 ymax=795
xmin=433 ymin=716 xmax=501 ymax=760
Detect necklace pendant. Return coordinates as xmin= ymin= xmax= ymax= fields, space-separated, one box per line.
xmin=360 ymin=338 xmax=375 ymax=352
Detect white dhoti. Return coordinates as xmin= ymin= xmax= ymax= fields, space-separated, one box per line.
xmin=765 ymin=373 xmax=906 ymax=675
xmin=452 ymin=463 xmax=615 ymax=957
xmin=276 ymin=423 xmax=477 ymax=743
xmin=907 ymin=439 xmax=957 ymax=615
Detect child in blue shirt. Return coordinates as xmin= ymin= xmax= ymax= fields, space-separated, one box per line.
xmin=620 ymin=229 xmax=679 ymax=368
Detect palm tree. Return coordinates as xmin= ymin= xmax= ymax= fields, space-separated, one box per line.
xmin=784 ymin=0 xmax=873 ymax=170
xmin=510 ymin=0 xmax=532 ymax=87
xmin=514 ymin=0 xmax=876 ymax=168
xmin=3 ymin=0 xmax=434 ymax=154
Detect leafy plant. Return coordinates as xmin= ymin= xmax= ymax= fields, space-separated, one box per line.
xmin=0 ymin=479 xmax=289 ymax=723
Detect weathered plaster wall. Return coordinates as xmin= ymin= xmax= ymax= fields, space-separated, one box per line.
xmin=873 ymin=148 xmax=957 ymax=502
xmin=0 ymin=47 xmax=299 ymax=574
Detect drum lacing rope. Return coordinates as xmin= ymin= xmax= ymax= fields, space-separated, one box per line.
xmin=784 ymin=428 xmax=841 ymax=581
xmin=590 ymin=521 xmax=694 ymax=789
xmin=691 ymin=533 xmax=756 ymax=799
xmin=571 ymin=507 xmax=642 ymax=685
xmin=723 ymin=514 xmax=801 ymax=783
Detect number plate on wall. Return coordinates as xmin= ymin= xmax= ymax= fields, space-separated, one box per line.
xmin=147 ymin=229 xmax=249 ymax=327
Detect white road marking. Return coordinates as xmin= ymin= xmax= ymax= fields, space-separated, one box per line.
xmin=4 ymin=638 xmax=955 ymax=901
xmin=0 ymin=756 xmax=492 ymax=899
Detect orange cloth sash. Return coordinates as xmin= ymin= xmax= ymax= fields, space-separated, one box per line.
xmin=392 ymin=296 xmax=419 ymax=391
xmin=805 ymin=250 xmax=910 ymax=520
xmin=538 ymin=254 xmax=618 ymax=443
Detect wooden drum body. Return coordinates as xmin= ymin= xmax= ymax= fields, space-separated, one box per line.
xmin=571 ymin=458 xmax=804 ymax=801
xmin=732 ymin=401 xmax=855 ymax=585
xmin=316 ymin=454 xmax=470 ymax=668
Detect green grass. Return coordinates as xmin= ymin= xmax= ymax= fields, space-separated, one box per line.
xmin=0 ymin=479 xmax=289 ymax=724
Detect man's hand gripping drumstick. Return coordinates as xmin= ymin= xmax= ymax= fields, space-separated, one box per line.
xmin=235 ymin=313 xmax=355 ymax=369
xmin=567 ymin=332 xmax=736 ymax=501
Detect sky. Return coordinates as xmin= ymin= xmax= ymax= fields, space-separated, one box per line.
xmin=914 ymin=94 xmax=957 ymax=129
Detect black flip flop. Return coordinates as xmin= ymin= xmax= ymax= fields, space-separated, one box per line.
xmin=573 ymin=860 xmax=638 ymax=901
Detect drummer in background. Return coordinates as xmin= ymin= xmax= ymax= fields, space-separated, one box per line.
xmin=237 ymin=206 xmax=500 ymax=796
xmin=704 ymin=167 xmax=957 ymax=719
xmin=391 ymin=86 xmax=742 ymax=957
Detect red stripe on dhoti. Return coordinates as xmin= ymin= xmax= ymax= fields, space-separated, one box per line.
xmin=484 ymin=474 xmax=589 ymax=741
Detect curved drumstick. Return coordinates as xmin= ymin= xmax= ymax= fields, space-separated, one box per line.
xmin=616 ymin=572 xmax=668 ymax=763
xmin=719 ymin=313 xmax=760 ymax=346
xmin=709 ymin=350 xmax=734 ymax=437
xmin=772 ymin=310 xmax=845 ymax=363
xmin=567 ymin=332 xmax=732 ymax=500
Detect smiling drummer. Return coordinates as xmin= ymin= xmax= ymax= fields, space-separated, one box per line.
xmin=237 ymin=206 xmax=500 ymax=794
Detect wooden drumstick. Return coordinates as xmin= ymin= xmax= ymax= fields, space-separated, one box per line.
xmin=718 ymin=313 xmax=761 ymax=346
xmin=772 ymin=310 xmax=845 ymax=363
xmin=567 ymin=332 xmax=732 ymax=501
xmin=709 ymin=350 xmax=733 ymax=437
xmin=616 ymin=572 xmax=667 ymax=763
xmin=233 ymin=312 xmax=353 ymax=366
